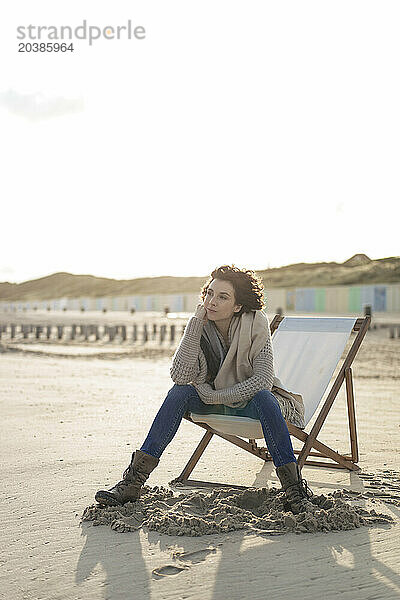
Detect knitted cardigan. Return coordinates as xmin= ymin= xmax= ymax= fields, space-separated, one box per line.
xmin=170 ymin=313 xmax=305 ymax=428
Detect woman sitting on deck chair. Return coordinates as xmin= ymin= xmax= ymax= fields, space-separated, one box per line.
xmin=95 ymin=265 xmax=313 ymax=513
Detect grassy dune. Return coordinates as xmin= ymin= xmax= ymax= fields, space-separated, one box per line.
xmin=1 ymin=254 xmax=399 ymax=301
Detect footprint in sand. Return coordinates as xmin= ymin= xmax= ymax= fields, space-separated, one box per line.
xmin=152 ymin=565 xmax=188 ymax=579
xmin=152 ymin=547 xmax=218 ymax=579
xmin=173 ymin=547 xmax=217 ymax=564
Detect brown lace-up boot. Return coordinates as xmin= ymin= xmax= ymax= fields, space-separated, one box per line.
xmin=95 ymin=450 xmax=159 ymax=507
xmin=276 ymin=462 xmax=314 ymax=514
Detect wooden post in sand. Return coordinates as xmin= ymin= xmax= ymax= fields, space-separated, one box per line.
xmin=143 ymin=324 xmax=148 ymax=343
xmin=46 ymin=325 xmax=52 ymax=339
xmin=160 ymin=324 xmax=166 ymax=343
xmin=132 ymin=324 xmax=137 ymax=342
xmin=121 ymin=325 xmax=127 ymax=341
xmin=11 ymin=324 xmax=16 ymax=339
xmin=364 ymin=305 xmax=372 ymax=329
xmin=71 ymin=325 xmax=76 ymax=340
xmin=57 ymin=325 xmax=64 ymax=340
xmin=170 ymin=324 xmax=176 ymax=343
xmin=35 ymin=325 xmax=43 ymax=339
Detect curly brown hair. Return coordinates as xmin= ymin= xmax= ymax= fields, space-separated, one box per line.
xmin=200 ymin=265 xmax=265 ymax=317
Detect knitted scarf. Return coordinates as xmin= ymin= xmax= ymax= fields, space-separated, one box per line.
xmin=200 ymin=310 xmax=270 ymax=388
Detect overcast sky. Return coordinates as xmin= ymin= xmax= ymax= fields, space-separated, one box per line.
xmin=1 ymin=0 xmax=399 ymax=283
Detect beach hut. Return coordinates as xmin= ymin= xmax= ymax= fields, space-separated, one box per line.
xmin=183 ymin=293 xmax=200 ymax=313
xmin=59 ymin=297 xmax=68 ymax=311
xmin=348 ymin=287 xmax=362 ymax=314
xmin=78 ymin=297 xmax=90 ymax=311
xmin=387 ymin=284 xmax=400 ymax=313
xmin=170 ymin=295 xmax=184 ymax=312
xmin=111 ymin=296 xmax=128 ymax=311
xmin=126 ymin=296 xmax=141 ymax=311
xmin=286 ymin=290 xmax=295 ymax=311
xmin=151 ymin=295 xmax=162 ymax=312
xmin=373 ymin=286 xmax=386 ymax=312
xmin=143 ymin=296 xmax=154 ymax=311
xmin=111 ymin=296 xmax=129 ymax=311
xmin=101 ymin=297 xmax=113 ymax=311
xmin=135 ymin=296 xmax=146 ymax=311
xmin=85 ymin=298 xmax=97 ymax=311
xmin=314 ymin=288 xmax=326 ymax=313
xmin=295 ymin=288 xmax=315 ymax=313
xmin=66 ymin=298 xmax=80 ymax=311
xmin=361 ymin=285 xmax=374 ymax=313
xmin=325 ymin=286 xmax=348 ymax=314
xmin=265 ymin=288 xmax=286 ymax=314
xmin=51 ymin=299 xmax=61 ymax=311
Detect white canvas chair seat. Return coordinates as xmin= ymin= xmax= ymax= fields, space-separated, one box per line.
xmin=191 ymin=317 xmax=356 ymax=438
xmin=191 ymin=414 xmax=264 ymax=439
xmin=172 ymin=315 xmax=369 ymax=487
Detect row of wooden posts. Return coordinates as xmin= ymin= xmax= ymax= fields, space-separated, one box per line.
xmin=1 ymin=319 xmax=399 ymax=343
xmin=0 ymin=323 xmax=186 ymax=343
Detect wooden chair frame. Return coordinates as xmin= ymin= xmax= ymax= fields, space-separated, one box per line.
xmin=171 ymin=315 xmax=370 ymax=489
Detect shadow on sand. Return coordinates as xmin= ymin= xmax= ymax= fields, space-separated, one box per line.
xmin=75 ymin=466 xmax=400 ymax=600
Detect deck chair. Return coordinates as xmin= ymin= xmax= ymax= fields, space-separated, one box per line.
xmin=171 ymin=315 xmax=370 ymax=489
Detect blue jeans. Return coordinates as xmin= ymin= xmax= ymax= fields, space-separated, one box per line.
xmin=140 ymin=384 xmax=296 ymax=468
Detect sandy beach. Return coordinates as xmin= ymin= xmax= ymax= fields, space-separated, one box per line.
xmin=1 ymin=324 xmax=399 ymax=600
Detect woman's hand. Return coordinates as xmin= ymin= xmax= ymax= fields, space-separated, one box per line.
xmin=194 ymin=303 xmax=208 ymax=323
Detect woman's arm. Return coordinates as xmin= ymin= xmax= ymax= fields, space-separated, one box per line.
xmin=194 ymin=341 xmax=275 ymax=405
xmin=169 ymin=305 xmax=208 ymax=385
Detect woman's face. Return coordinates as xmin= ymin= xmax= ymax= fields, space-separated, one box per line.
xmin=204 ymin=278 xmax=242 ymax=323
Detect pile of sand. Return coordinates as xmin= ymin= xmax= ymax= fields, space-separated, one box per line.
xmin=82 ymin=485 xmax=393 ymax=537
